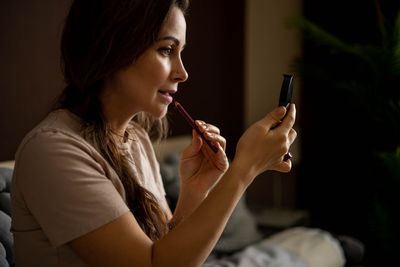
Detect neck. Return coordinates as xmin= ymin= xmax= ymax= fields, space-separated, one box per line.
xmin=100 ymin=90 xmax=136 ymax=142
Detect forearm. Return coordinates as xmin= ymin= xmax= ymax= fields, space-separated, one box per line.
xmin=169 ymin=188 xmax=206 ymax=229
xmin=170 ymin=171 xmax=225 ymax=227
xmin=152 ymin=162 xmax=254 ymax=267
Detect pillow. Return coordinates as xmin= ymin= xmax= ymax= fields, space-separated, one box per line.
xmin=0 ymin=241 xmax=9 ymax=267
xmin=159 ymin=153 xmax=181 ymax=211
xmin=213 ymin=194 xmax=263 ymax=253
xmin=0 ymin=168 xmax=12 ymax=194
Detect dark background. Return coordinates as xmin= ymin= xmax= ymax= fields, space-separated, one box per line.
xmin=0 ymin=0 xmax=245 ymax=162
xmin=0 ymin=0 xmax=70 ymax=162
xmin=299 ymin=0 xmax=400 ymax=265
xmin=1 ymin=0 xmax=399 ymax=265
xmin=167 ymin=0 xmax=245 ymax=159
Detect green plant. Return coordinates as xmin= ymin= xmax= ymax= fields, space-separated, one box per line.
xmin=288 ymin=10 xmax=400 ymax=138
xmin=288 ymin=0 xmax=400 ymax=262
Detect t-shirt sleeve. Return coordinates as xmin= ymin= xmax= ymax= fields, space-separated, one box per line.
xmin=14 ymin=130 xmax=130 ymax=247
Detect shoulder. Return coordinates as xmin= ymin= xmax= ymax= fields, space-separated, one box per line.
xmin=16 ymin=110 xmax=92 ymax=160
xmin=14 ymin=110 xmax=106 ymax=183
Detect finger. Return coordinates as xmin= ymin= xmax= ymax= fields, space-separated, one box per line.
xmin=279 ymin=160 xmax=292 ymax=173
xmin=203 ymin=132 xmax=226 ymax=151
xmin=201 ymin=141 xmax=228 ymax=171
xmin=181 ymin=130 xmax=202 ymax=158
xmin=273 ymin=159 xmax=292 ymax=173
xmin=259 ymin=106 xmax=287 ymax=130
xmin=195 ymin=121 xmax=221 ymax=135
xmin=279 ymin=104 xmax=296 ymax=132
xmin=264 ymin=158 xmax=292 ymax=173
xmin=288 ymin=128 xmax=297 ymax=144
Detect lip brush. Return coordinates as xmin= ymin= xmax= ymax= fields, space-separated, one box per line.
xmin=174 ymin=100 xmax=219 ymax=153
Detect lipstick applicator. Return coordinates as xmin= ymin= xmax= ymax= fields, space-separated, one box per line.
xmin=174 ymin=100 xmax=219 ymax=153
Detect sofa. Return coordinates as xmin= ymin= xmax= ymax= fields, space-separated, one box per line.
xmin=0 ymin=164 xmax=13 ymax=267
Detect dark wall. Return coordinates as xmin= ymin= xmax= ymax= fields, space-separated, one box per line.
xmin=168 ymin=0 xmax=245 ymax=159
xmin=0 ymin=0 xmax=70 ymax=161
xmin=0 ymin=0 xmax=245 ymax=161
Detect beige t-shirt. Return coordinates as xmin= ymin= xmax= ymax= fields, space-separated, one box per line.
xmin=11 ymin=109 xmax=168 ymax=266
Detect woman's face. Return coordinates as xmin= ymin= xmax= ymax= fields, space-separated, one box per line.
xmin=102 ymin=6 xmax=188 ymax=119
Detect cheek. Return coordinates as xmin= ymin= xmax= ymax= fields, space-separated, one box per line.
xmin=114 ymin=70 xmax=140 ymax=95
xmin=113 ymin=56 xmax=171 ymax=96
xmin=143 ymin=60 xmax=170 ymax=85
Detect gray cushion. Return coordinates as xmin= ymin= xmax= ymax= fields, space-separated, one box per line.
xmin=0 ymin=169 xmax=12 ymax=193
xmin=0 ymin=168 xmax=13 ymax=266
xmin=0 ymin=195 xmax=10 ymax=218
xmin=0 ymin=211 xmax=12 ymax=266
xmin=213 ymin=195 xmax=263 ymax=253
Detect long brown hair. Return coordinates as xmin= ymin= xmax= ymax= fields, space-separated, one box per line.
xmin=57 ymin=0 xmax=189 ymax=241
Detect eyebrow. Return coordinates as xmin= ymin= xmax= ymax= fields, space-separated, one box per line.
xmin=158 ymin=36 xmax=186 ymax=49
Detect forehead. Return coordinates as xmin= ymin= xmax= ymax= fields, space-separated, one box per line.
xmin=158 ymin=7 xmax=186 ymax=41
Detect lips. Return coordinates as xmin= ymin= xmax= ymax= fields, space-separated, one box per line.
xmin=158 ymin=89 xmax=176 ymax=96
xmin=158 ymin=90 xmax=169 ymax=95
xmin=157 ymin=89 xmax=176 ymax=104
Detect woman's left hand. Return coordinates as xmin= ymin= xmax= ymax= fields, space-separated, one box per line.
xmin=179 ymin=121 xmax=229 ymax=198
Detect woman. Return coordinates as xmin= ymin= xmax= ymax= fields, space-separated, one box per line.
xmin=10 ymin=0 xmax=301 ymax=266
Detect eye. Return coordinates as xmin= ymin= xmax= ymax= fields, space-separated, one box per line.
xmin=158 ymin=46 xmax=174 ymax=56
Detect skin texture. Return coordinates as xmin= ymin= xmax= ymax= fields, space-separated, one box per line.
xmin=69 ymin=6 xmax=297 ymax=267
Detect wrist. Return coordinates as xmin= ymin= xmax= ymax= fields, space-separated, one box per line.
xmin=179 ymin=183 xmax=208 ymax=201
xmin=171 ymin=187 xmax=206 ymax=227
xmin=229 ymin=159 xmax=257 ymax=187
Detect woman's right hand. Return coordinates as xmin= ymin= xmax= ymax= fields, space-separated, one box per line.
xmin=232 ymin=104 xmax=297 ymax=180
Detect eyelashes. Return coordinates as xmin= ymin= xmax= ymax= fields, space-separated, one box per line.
xmin=158 ymin=46 xmax=174 ymax=56
xmin=157 ymin=41 xmax=186 ymax=58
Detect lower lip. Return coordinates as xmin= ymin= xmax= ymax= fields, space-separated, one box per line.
xmin=158 ymin=92 xmax=173 ymax=104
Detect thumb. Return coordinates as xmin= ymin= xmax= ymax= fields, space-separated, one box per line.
xmin=260 ymin=106 xmax=286 ymax=129
xmin=182 ymin=130 xmax=203 ymax=158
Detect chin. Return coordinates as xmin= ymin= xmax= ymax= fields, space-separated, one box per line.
xmin=150 ymin=107 xmax=169 ymax=119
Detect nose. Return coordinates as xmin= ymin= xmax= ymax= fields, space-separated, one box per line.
xmin=172 ymin=56 xmax=188 ymax=83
